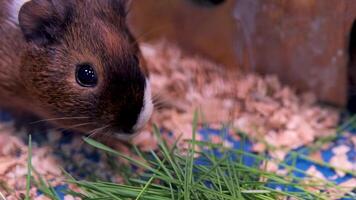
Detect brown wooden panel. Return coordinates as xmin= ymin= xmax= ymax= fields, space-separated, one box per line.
xmin=128 ymin=0 xmax=240 ymax=69
xmin=128 ymin=0 xmax=356 ymax=106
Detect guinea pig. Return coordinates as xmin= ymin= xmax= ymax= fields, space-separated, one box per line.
xmin=0 ymin=0 xmax=153 ymax=139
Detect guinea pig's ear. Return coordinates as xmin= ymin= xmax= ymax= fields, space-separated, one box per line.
xmin=18 ymin=0 xmax=72 ymax=46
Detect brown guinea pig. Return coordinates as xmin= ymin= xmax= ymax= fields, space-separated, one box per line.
xmin=0 ymin=0 xmax=153 ymax=139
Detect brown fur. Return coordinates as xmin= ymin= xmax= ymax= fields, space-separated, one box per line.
xmin=0 ymin=0 xmax=149 ymax=136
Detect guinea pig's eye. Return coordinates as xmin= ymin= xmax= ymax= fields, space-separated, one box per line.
xmin=75 ymin=63 xmax=98 ymax=87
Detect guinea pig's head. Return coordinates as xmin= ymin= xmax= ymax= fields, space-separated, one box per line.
xmin=18 ymin=0 xmax=153 ymax=139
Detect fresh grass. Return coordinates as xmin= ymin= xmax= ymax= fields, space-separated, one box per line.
xmin=25 ymin=135 xmax=32 ymax=200
xmin=34 ymin=170 xmax=61 ymax=200
xmin=65 ymin=132 xmax=351 ymax=199
xmin=26 ymin=134 xmax=62 ymax=200
xmin=31 ymin=115 xmax=356 ymax=200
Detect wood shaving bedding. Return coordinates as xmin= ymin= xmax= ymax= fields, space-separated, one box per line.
xmin=138 ymin=41 xmax=356 ymax=198
xmin=0 ymin=126 xmax=61 ymax=199
xmin=0 ymin=125 xmax=121 ymax=200
xmin=140 ymin=41 xmax=340 ymax=155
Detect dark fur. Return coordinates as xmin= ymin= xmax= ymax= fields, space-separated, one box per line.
xmin=0 ymin=0 xmax=148 ymax=135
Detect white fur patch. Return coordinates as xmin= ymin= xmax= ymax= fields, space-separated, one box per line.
xmin=133 ymin=79 xmax=153 ymax=131
xmin=8 ymin=0 xmax=30 ymax=25
xmin=114 ymin=79 xmax=153 ymax=141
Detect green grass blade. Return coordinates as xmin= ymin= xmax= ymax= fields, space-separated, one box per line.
xmin=25 ymin=135 xmax=32 ymax=200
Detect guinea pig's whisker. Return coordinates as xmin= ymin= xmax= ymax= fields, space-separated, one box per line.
xmin=154 ymin=105 xmax=166 ymax=111
xmin=131 ymin=28 xmax=159 ymax=47
xmin=99 ymin=130 xmax=114 ymax=143
xmin=125 ymin=2 xmax=133 ymax=16
xmin=78 ymin=125 xmax=111 ymax=146
xmin=154 ymin=100 xmax=168 ymax=108
xmin=65 ymin=122 xmax=97 ymax=130
xmin=86 ymin=125 xmax=110 ymax=139
xmin=131 ymin=10 xmax=173 ymax=47
xmin=52 ymin=122 xmax=97 ymax=133
xmin=152 ymin=93 xmax=170 ymax=110
xmin=36 ymin=122 xmax=96 ymax=137
xmin=28 ymin=116 xmax=90 ymax=125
